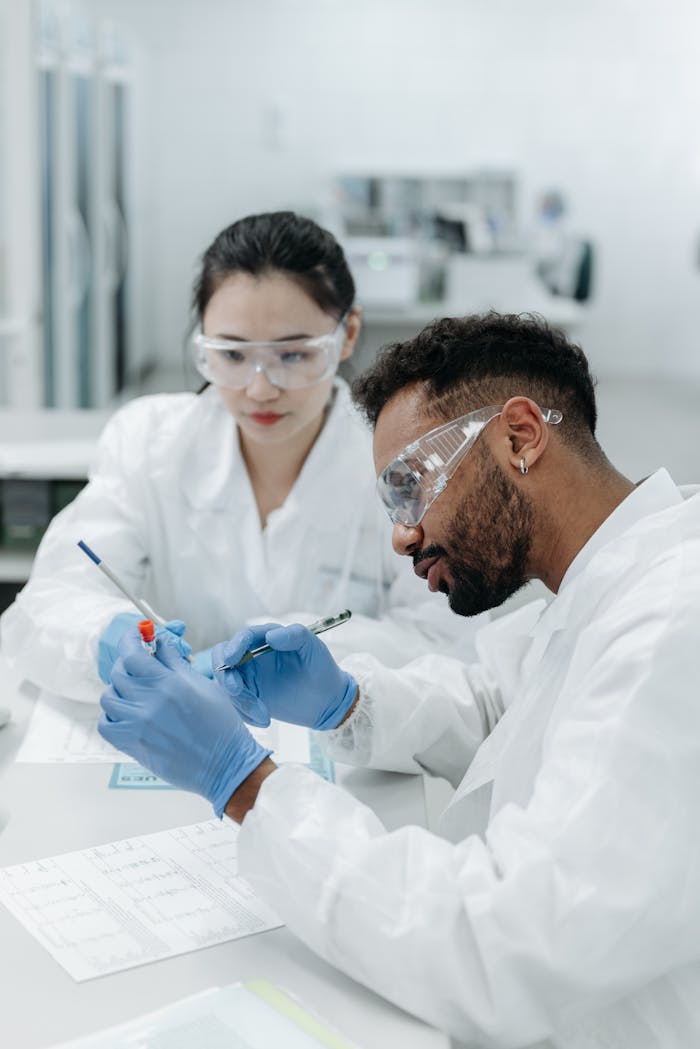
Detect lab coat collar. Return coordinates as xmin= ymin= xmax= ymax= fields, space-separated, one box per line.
xmin=525 ymin=468 xmax=683 ymax=640
xmin=180 ymin=386 xmax=243 ymax=510
xmin=279 ymin=379 xmax=373 ymax=534
xmin=558 ymin=467 xmax=682 ymax=593
xmin=180 ymin=380 xmax=370 ymax=526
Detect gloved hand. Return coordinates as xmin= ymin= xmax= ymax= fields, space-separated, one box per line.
xmin=97 ymin=612 xmax=192 ymax=684
xmin=98 ymin=629 xmax=272 ymax=817
xmin=191 ymin=648 xmax=215 ymax=678
xmin=212 ymin=623 xmax=358 ymax=730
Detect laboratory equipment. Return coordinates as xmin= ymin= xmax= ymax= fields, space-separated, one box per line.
xmin=138 ymin=619 xmax=156 ymax=653
xmin=342 ymin=236 xmax=421 ymax=307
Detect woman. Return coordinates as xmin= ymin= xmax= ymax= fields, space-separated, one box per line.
xmin=1 ymin=212 xmax=482 ymax=702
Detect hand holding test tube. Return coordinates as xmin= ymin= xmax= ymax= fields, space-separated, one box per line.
xmin=78 ymin=540 xmax=193 ymax=674
xmin=138 ymin=619 xmax=157 ymax=653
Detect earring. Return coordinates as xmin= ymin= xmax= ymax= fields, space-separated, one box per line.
xmin=519 ymin=458 xmax=528 ymax=475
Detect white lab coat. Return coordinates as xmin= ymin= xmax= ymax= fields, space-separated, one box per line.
xmin=239 ymin=470 xmax=700 ymax=1048
xmin=0 ymin=380 xmax=480 ymax=702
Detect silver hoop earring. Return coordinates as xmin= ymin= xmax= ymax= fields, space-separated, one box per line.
xmin=519 ymin=458 xmax=528 ymax=475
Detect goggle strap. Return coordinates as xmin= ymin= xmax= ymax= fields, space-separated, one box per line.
xmin=412 ymin=404 xmax=563 ymax=476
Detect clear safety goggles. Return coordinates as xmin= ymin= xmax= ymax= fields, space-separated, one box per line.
xmin=192 ymin=319 xmax=347 ymax=391
xmin=377 ymin=403 xmax=563 ymax=527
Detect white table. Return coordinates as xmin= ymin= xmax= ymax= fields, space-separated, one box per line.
xmin=0 ymin=661 xmax=448 ymax=1049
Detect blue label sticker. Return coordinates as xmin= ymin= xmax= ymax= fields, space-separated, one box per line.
xmin=308 ymin=734 xmax=335 ymax=784
xmin=109 ymin=737 xmax=334 ymax=790
xmin=109 ymin=763 xmax=176 ymax=789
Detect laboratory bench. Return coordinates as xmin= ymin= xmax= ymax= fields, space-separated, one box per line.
xmin=0 ymin=658 xmax=449 ymax=1049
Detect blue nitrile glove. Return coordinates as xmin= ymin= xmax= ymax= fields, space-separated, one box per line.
xmin=97 ymin=613 xmax=192 ymax=684
xmin=191 ymin=648 xmax=215 ymax=678
xmin=212 ymin=622 xmax=358 ymax=730
xmin=98 ymin=629 xmax=272 ymax=817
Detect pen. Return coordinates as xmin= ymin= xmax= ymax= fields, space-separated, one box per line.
xmin=214 ymin=609 xmax=352 ymax=671
xmin=77 ymin=539 xmax=167 ymax=627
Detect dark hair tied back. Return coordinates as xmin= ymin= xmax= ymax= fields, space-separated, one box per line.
xmin=193 ymin=211 xmax=355 ymax=322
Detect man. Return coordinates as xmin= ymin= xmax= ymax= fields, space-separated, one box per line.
xmin=100 ymin=313 xmax=700 ymax=1049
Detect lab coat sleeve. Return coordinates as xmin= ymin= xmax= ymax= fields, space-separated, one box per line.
xmin=314 ymin=653 xmax=503 ymax=785
xmin=318 ymin=602 xmax=542 ymax=784
xmin=0 ymin=399 xmax=153 ymax=702
xmin=239 ymin=582 xmax=700 ymax=1047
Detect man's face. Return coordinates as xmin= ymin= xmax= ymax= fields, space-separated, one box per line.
xmin=373 ymin=386 xmax=535 ymax=616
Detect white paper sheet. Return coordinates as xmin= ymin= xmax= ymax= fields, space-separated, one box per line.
xmin=16 ymin=691 xmax=312 ymax=765
xmin=0 ymin=820 xmax=282 ymax=981
xmin=15 ymin=692 xmax=120 ymax=763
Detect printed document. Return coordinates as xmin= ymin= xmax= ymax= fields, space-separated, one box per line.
xmin=0 ymin=820 xmax=282 ymax=981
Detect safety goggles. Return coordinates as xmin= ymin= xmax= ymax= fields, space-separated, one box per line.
xmin=377 ymin=403 xmax=563 ymax=526
xmin=192 ymin=319 xmax=346 ymax=391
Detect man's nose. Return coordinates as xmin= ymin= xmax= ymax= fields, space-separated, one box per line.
xmin=392 ymin=521 xmax=423 ymax=557
xmin=246 ymin=365 xmax=280 ymax=400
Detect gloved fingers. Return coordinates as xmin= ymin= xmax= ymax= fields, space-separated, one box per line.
xmin=114 ymin=630 xmax=171 ymax=681
xmin=97 ymin=713 xmax=131 ymax=751
xmin=110 ymin=662 xmax=155 ymax=699
xmin=265 ymin=622 xmax=316 ymax=653
xmin=155 ymin=630 xmax=194 ymax=671
xmin=213 ymin=623 xmax=280 ymax=672
xmin=164 ymin=618 xmax=186 ymax=636
xmin=158 ymin=622 xmax=192 ymax=658
xmin=99 ymin=685 xmax=131 ymax=723
xmin=191 ymin=649 xmax=215 ymax=678
xmin=211 ymin=631 xmax=254 ymax=674
xmin=225 ymin=692 xmax=271 ymax=728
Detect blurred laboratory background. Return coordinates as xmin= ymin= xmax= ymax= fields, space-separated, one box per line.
xmin=0 ymin=0 xmax=699 ymax=610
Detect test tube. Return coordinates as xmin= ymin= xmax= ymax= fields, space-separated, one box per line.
xmin=138 ymin=619 xmax=157 ymax=654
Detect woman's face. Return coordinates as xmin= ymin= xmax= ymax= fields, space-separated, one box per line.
xmin=202 ymin=271 xmax=359 ymax=448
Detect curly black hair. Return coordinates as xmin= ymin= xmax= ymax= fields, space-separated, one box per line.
xmin=352 ymin=312 xmax=599 ymax=447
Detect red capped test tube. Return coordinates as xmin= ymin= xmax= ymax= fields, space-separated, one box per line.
xmin=138 ymin=619 xmax=156 ymax=654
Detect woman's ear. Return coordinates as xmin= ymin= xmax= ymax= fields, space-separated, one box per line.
xmin=340 ymin=306 xmax=362 ymax=361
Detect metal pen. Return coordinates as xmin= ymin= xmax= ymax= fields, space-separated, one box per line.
xmin=214 ymin=609 xmax=352 ymax=672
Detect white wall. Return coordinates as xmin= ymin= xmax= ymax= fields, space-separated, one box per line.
xmin=99 ymin=0 xmax=700 ymax=381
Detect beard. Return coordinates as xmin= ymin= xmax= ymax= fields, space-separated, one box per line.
xmin=416 ymin=445 xmax=535 ymax=617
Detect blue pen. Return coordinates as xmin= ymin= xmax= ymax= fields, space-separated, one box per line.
xmin=77 ymin=540 xmax=167 ymax=627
